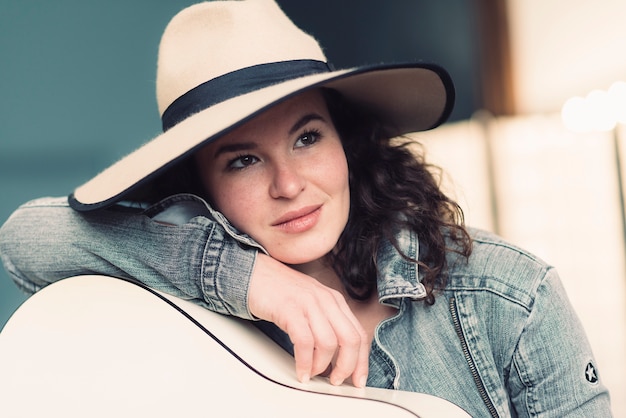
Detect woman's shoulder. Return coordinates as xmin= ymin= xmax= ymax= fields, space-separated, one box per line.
xmin=444 ymin=227 xmax=556 ymax=310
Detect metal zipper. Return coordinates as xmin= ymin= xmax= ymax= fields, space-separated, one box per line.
xmin=449 ymin=297 xmax=500 ymax=418
xmin=373 ymin=307 xmax=402 ymax=389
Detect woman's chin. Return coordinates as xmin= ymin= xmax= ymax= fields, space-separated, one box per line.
xmin=261 ymin=235 xmax=341 ymax=269
xmin=269 ymin=249 xmax=331 ymax=269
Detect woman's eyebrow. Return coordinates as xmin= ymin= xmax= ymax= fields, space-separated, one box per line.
xmin=212 ymin=113 xmax=325 ymax=158
xmin=289 ymin=113 xmax=326 ymax=135
xmin=213 ymin=142 xmax=258 ymax=159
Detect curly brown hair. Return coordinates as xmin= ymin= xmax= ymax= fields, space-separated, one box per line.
xmin=323 ymin=88 xmax=472 ymax=305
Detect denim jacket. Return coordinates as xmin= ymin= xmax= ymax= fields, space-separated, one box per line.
xmin=0 ymin=195 xmax=612 ymax=417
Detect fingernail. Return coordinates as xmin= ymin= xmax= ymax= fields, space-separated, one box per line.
xmin=330 ymin=376 xmax=344 ymax=386
xmin=358 ymin=376 xmax=367 ymax=388
xmin=300 ymin=373 xmax=310 ymax=383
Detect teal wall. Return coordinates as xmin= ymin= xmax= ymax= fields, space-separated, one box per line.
xmin=0 ymin=0 xmax=200 ymax=328
xmin=0 ymin=0 xmax=478 ymax=328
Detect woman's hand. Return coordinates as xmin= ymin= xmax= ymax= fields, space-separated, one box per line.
xmin=248 ymin=253 xmax=370 ymax=388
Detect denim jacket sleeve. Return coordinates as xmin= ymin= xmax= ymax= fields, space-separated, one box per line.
xmin=0 ymin=196 xmax=258 ymax=320
xmin=506 ymin=266 xmax=611 ymax=417
xmin=458 ymin=229 xmax=612 ymax=416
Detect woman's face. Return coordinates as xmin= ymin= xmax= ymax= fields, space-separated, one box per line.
xmin=195 ymin=90 xmax=350 ymax=266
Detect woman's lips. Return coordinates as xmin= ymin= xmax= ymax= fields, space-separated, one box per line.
xmin=272 ymin=205 xmax=322 ymax=233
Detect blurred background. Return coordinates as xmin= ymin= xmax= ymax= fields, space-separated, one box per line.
xmin=1 ymin=0 xmax=624 ymax=414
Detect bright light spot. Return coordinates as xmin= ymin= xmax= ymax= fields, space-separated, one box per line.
xmin=587 ymin=90 xmax=617 ymax=132
xmin=561 ymin=82 xmax=626 ymax=132
xmin=562 ymin=96 xmax=591 ymax=132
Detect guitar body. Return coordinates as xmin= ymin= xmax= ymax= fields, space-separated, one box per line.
xmin=0 ymin=275 xmax=470 ymax=417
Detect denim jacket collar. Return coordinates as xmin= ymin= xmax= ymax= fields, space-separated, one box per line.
xmin=376 ymin=227 xmax=427 ymax=307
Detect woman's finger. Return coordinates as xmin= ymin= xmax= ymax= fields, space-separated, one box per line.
xmin=324 ymin=290 xmax=369 ymax=386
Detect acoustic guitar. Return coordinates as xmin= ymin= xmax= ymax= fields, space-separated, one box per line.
xmin=0 ymin=275 xmax=470 ymax=417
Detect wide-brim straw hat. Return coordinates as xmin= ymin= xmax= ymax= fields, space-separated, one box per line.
xmin=69 ymin=0 xmax=455 ymax=212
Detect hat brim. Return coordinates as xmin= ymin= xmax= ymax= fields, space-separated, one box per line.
xmin=69 ymin=63 xmax=454 ymax=211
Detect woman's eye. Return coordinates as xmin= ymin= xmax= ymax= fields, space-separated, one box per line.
xmin=228 ymin=155 xmax=258 ymax=169
xmin=295 ymin=129 xmax=321 ymax=148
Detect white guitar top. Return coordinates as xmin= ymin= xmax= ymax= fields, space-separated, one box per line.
xmin=0 ymin=275 xmax=470 ymax=417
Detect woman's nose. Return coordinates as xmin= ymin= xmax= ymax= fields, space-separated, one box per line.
xmin=269 ymin=161 xmax=306 ymax=199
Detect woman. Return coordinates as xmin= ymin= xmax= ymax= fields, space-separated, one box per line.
xmin=0 ymin=1 xmax=611 ymax=416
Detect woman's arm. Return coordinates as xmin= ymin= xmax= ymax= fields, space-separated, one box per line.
xmin=0 ymin=196 xmax=369 ymax=387
xmin=507 ymin=268 xmax=612 ymax=417
xmin=0 ymin=196 xmax=255 ymax=318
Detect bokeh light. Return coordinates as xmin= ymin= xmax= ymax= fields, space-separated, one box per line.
xmin=562 ymin=81 xmax=626 ymax=132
